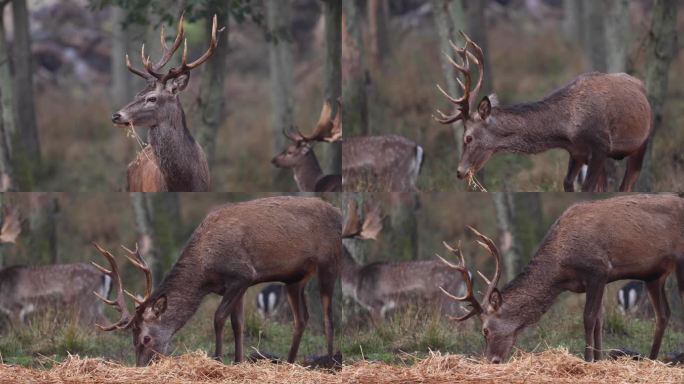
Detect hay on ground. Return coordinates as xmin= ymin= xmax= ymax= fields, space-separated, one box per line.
xmin=1 ymin=348 xmax=683 ymax=384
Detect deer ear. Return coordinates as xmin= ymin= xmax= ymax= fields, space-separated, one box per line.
xmin=152 ymin=295 xmax=167 ymax=317
xmin=166 ymin=74 xmax=190 ymax=94
xmin=488 ymin=288 xmax=503 ymax=311
xmin=478 ymin=96 xmax=492 ymax=120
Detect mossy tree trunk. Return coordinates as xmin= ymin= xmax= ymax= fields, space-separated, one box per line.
xmin=511 ymin=193 xmax=545 ymax=266
xmin=266 ymin=0 xmax=295 ymax=190
xmin=29 ymin=193 xmax=58 ymax=264
xmin=150 ymin=193 xmax=183 ymax=273
xmin=130 ymin=192 xmax=161 ymax=284
xmin=342 ymin=0 xmax=368 ymax=137
xmin=562 ymin=0 xmax=584 ymax=45
xmin=387 ymin=192 xmax=418 ymax=261
xmin=636 ymin=0 xmax=677 ymax=192
xmin=195 ymin=5 xmax=230 ymax=168
xmin=492 ymin=192 xmax=520 ymax=283
xmin=367 ymin=0 xmax=389 ymax=71
xmin=0 ymin=1 xmax=15 ymax=190
xmin=319 ymin=0 xmax=342 ymax=175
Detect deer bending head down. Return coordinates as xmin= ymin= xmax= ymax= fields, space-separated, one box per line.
xmin=439 ymin=194 xmax=684 ymax=363
xmin=92 ymin=196 xmax=341 ymax=367
xmin=112 ymin=14 xmax=218 ymax=192
xmin=434 ymin=32 xmax=651 ymax=192
xmin=271 ymin=100 xmax=342 ymax=192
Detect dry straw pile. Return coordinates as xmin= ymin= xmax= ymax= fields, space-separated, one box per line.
xmin=1 ymin=348 xmax=683 ymax=384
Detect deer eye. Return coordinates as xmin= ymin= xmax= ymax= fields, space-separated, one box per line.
xmin=146 ymin=97 xmax=157 ymax=103
xmin=465 ymin=135 xmax=473 ymax=144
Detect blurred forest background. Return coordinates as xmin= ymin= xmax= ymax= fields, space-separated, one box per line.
xmin=2 ymin=192 xmax=684 ymax=365
xmin=341 ymin=0 xmax=682 ymax=191
xmin=0 ymin=0 xmax=341 ymax=191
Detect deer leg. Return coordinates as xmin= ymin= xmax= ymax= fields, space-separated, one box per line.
xmin=583 ymin=280 xmax=605 ymax=362
xmin=564 ymin=156 xmax=583 ymax=192
xmin=645 ymin=277 xmax=670 ymax=360
xmin=619 ymin=139 xmax=649 ymax=192
xmin=582 ymin=154 xmax=606 ymax=192
xmin=213 ymin=284 xmax=247 ymax=362
xmin=593 ymin=307 xmax=604 ymax=361
xmin=285 ymin=280 xmax=310 ymax=363
xmin=318 ymin=269 xmax=337 ymax=358
xmin=230 ymin=294 xmax=245 ymax=363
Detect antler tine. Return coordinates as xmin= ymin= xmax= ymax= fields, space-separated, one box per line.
xmin=460 ymin=31 xmax=485 ymax=110
xmin=437 ymin=240 xmax=483 ymax=321
xmin=360 ymin=201 xmax=383 ymax=240
xmin=342 ymin=200 xmax=361 ymax=238
xmin=329 ymin=98 xmax=343 ymax=142
xmin=154 ymin=13 xmax=185 ymax=70
xmin=162 ymin=14 xmax=219 ymax=83
xmin=301 ymin=100 xmax=342 ymax=143
xmin=121 ymin=243 xmax=153 ymax=304
xmin=467 ymin=226 xmax=502 ymax=303
xmin=91 ymin=242 xmax=133 ymax=331
xmin=125 ymin=53 xmax=153 ymax=80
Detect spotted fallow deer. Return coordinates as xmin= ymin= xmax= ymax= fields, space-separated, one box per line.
xmin=92 ymin=196 xmax=341 ymax=366
xmin=433 ymin=31 xmax=651 ymax=192
xmin=438 ymin=194 xmax=684 ymax=363
xmin=271 ymin=100 xmax=342 ymax=192
xmin=341 ymin=200 xmax=466 ymax=322
xmin=111 ymin=14 xmax=219 ymax=192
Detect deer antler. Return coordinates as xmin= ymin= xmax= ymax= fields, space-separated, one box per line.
xmin=161 ymin=14 xmax=220 ymax=83
xmin=436 ymin=240 xmax=483 ymax=321
xmin=434 ymin=31 xmax=485 ymax=124
xmin=467 ymin=225 xmax=502 ymax=304
xmin=0 ymin=206 xmax=21 ymax=244
xmin=121 ymin=243 xmax=153 ymax=307
xmin=91 ymin=243 xmax=134 ymax=330
xmin=342 ymin=200 xmax=383 ymax=239
xmin=299 ymin=100 xmax=343 ymax=143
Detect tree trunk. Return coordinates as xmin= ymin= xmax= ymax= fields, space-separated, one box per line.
xmin=0 ymin=86 xmax=13 ymax=190
xmin=562 ymin=0 xmax=584 ymax=45
xmin=582 ymin=0 xmax=607 ymax=72
xmin=11 ymin=0 xmax=40 ymax=190
xmin=110 ymin=7 xmax=133 ymax=109
xmin=130 ymin=192 xmax=161 ymax=284
xmin=604 ymin=0 xmax=630 ymax=73
xmin=367 ymin=0 xmax=389 ymax=71
xmin=266 ymin=0 xmax=296 ymax=190
xmin=432 ymin=0 xmax=466 ymax=157
xmin=29 ymin=193 xmax=58 ymax=264
xmin=342 ymin=0 xmax=368 ymax=136
xmin=0 ymin=1 xmax=15 ymax=159
xmin=319 ymin=0 xmax=342 ymax=175
xmin=511 ymin=193 xmax=545 ymax=266
xmin=636 ymin=0 xmax=678 ymax=191
xmin=387 ymin=192 xmax=418 ymax=261
xmin=195 ymin=7 xmax=229 ymax=167
xmin=150 ymin=193 xmax=183 ymax=273
xmin=492 ymin=192 xmax=520 ymax=283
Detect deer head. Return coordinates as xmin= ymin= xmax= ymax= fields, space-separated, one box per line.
xmin=438 ymin=226 xmax=518 ymax=364
xmin=434 ymin=32 xmax=499 ymax=180
xmin=91 ymin=243 xmax=169 ymax=366
xmin=271 ymin=99 xmax=342 ymax=168
xmin=111 ymin=14 xmax=219 ymax=129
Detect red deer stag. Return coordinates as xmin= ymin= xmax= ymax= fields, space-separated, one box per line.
xmin=271 ymin=100 xmax=342 ymax=192
xmin=438 ymin=194 xmax=684 ymax=363
xmin=111 ymin=14 xmax=219 ymax=191
xmin=434 ymin=31 xmax=651 ymax=192
xmin=342 ymin=135 xmax=424 ymax=192
xmin=92 ymin=196 xmax=341 ymax=366
xmin=341 ymin=200 xmax=466 ymax=322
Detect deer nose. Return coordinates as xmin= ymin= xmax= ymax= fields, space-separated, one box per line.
xmin=456 ymin=169 xmax=465 ymax=179
xmin=111 ymin=113 xmax=122 ymax=123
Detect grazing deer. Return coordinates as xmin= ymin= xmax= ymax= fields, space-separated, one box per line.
xmin=111 ymin=14 xmax=218 ymax=192
xmin=256 ymin=283 xmax=286 ymax=320
xmin=342 ymin=135 xmax=424 ymax=192
xmin=341 ymin=200 xmax=465 ymax=322
xmin=439 ymin=194 xmax=684 ymax=363
xmin=433 ymin=31 xmax=651 ymax=192
xmin=0 ymin=263 xmax=112 ymax=327
xmin=271 ymin=100 xmax=342 ymax=192
xmin=92 ymin=196 xmax=341 ymax=366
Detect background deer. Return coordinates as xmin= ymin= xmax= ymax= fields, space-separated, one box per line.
xmin=342 ymin=135 xmax=424 ymax=192
xmin=342 ymin=200 xmax=466 ymax=322
xmin=439 ymin=194 xmax=684 ymax=363
xmin=92 ymin=196 xmax=341 ymax=366
xmin=256 ymin=283 xmax=287 ymax=321
xmin=111 ymin=15 xmax=217 ymax=192
xmin=617 ymin=281 xmax=651 ymax=319
xmin=271 ymin=100 xmax=342 ymax=192
xmin=0 ymin=263 xmax=112 ymax=327
xmin=434 ymin=31 xmax=651 ymax=192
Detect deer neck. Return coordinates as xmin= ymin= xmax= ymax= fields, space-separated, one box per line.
xmin=292 ymin=151 xmax=323 ymax=191
xmin=498 ymin=256 xmax=563 ymax=329
xmin=489 ymin=103 xmax=571 ymax=155
xmin=149 ymin=105 xmax=199 ymax=190
xmin=153 ymin=259 xmax=209 ymax=334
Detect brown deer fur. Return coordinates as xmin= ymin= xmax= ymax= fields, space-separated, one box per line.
xmin=94 ymin=196 xmax=341 ymax=367
xmin=342 ymin=135 xmax=424 ymax=192
xmin=0 ymin=263 xmax=111 ymax=327
xmin=442 ymin=194 xmax=684 ymax=363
